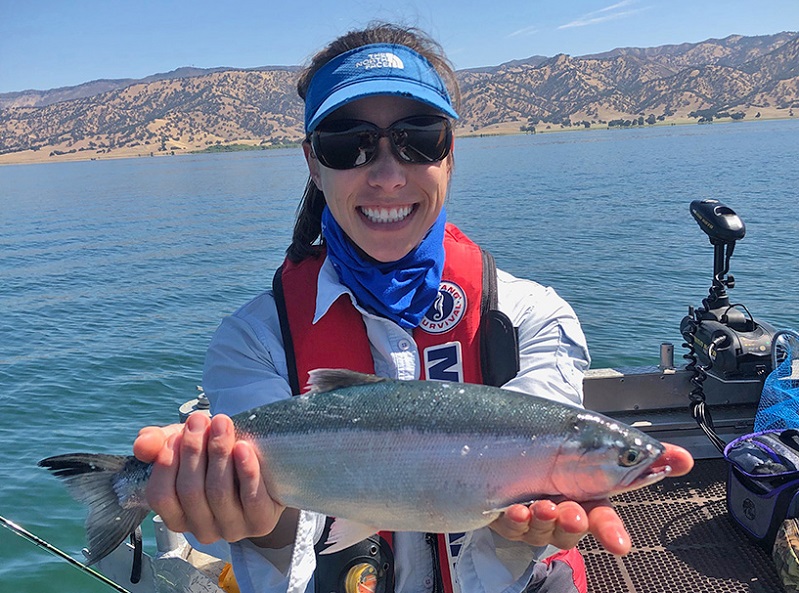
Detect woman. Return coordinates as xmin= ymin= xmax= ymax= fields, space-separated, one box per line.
xmin=134 ymin=23 xmax=693 ymax=593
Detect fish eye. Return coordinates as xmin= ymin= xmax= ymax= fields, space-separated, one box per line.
xmin=619 ymin=448 xmax=643 ymax=467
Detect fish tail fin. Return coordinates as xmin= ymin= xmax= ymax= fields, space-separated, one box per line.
xmin=39 ymin=453 xmax=152 ymax=564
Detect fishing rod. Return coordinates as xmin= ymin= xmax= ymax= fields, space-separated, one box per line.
xmin=0 ymin=514 xmax=132 ymax=593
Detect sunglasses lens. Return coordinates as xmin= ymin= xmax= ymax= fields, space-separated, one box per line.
xmin=312 ymin=121 xmax=378 ymax=169
xmin=391 ymin=116 xmax=452 ymax=164
xmin=312 ymin=116 xmax=452 ymax=170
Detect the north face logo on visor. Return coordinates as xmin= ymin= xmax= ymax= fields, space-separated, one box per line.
xmin=355 ymin=52 xmax=405 ymax=70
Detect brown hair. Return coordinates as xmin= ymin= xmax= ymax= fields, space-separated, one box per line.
xmin=286 ymin=23 xmax=460 ymax=263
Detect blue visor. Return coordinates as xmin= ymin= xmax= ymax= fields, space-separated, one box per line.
xmin=304 ymin=43 xmax=459 ymax=133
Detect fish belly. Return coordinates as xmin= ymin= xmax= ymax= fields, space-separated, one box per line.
xmin=254 ymin=428 xmax=562 ymax=533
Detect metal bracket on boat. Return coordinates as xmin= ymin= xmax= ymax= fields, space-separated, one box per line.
xmin=130 ymin=525 xmax=143 ymax=584
xmin=179 ymin=386 xmax=211 ymax=422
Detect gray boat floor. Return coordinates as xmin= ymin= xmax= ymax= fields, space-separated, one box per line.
xmin=578 ymin=458 xmax=785 ymax=593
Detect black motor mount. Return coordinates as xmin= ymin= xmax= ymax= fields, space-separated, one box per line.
xmin=681 ymin=199 xmax=775 ymax=381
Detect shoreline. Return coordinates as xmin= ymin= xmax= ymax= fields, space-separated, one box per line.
xmin=0 ymin=114 xmax=795 ymax=167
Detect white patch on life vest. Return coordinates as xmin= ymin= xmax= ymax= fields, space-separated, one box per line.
xmin=445 ymin=532 xmax=467 ymax=593
xmin=420 ymin=281 xmax=466 ymax=335
xmin=355 ymin=52 xmax=404 ymax=70
xmin=424 ymin=342 xmax=463 ymax=383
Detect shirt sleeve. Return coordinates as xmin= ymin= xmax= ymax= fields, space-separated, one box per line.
xmin=202 ymin=291 xmax=292 ymax=416
xmin=496 ymin=268 xmax=590 ymax=407
xmin=201 ymin=291 xmax=321 ymax=593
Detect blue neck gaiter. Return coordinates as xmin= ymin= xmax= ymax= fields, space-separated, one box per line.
xmin=321 ymin=206 xmax=446 ymax=329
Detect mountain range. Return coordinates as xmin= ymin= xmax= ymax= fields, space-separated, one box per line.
xmin=1 ymin=32 xmax=797 ymax=162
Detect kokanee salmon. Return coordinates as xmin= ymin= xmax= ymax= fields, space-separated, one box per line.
xmin=41 ymin=369 xmax=669 ymax=563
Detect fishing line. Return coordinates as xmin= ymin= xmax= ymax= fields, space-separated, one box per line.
xmin=0 ymin=514 xmax=132 ymax=593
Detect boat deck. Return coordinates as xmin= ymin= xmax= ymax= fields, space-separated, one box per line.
xmin=578 ymin=458 xmax=784 ymax=593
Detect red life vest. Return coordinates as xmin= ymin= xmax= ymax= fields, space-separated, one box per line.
xmin=275 ymin=223 xmax=489 ymax=393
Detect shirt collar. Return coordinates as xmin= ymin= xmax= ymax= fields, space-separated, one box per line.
xmin=314 ymin=256 xmax=362 ymax=323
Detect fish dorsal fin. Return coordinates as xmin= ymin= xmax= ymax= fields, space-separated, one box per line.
xmin=306 ymin=368 xmax=388 ymax=394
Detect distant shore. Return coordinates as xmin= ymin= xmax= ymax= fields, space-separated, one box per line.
xmin=1 ymin=114 xmax=794 ymax=167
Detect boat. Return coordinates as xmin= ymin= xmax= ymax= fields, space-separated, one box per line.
xmin=25 ymin=200 xmax=799 ymax=593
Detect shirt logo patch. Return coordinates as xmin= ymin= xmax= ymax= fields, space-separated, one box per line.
xmin=355 ymin=52 xmax=404 ymax=70
xmin=424 ymin=342 xmax=463 ymax=383
xmin=420 ymin=281 xmax=466 ymax=335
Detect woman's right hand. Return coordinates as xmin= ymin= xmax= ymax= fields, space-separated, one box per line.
xmin=133 ymin=413 xmax=291 ymax=546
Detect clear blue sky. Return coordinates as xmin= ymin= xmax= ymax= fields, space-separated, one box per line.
xmin=1 ymin=0 xmax=797 ymax=93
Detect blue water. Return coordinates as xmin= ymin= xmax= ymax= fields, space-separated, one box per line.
xmin=1 ymin=119 xmax=798 ymax=592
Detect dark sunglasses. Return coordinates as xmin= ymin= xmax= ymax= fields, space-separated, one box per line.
xmin=309 ymin=115 xmax=453 ymax=170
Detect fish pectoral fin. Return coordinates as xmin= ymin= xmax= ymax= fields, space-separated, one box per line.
xmin=483 ymin=505 xmax=521 ymax=518
xmin=318 ymin=518 xmax=380 ymax=555
xmin=483 ymin=498 xmax=551 ymax=517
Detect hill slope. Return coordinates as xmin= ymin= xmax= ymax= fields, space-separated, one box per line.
xmin=1 ymin=32 xmax=797 ymax=161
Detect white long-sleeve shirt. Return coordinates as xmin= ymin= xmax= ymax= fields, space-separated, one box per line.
xmin=202 ymin=257 xmax=590 ymax=593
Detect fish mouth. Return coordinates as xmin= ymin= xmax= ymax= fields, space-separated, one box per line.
xmin=616 ymin=463 xmax=672 ymax=495
xmin=613 ymin=440 xmax=671 ymax=495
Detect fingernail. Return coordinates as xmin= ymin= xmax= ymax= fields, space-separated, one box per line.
xmin=187 ymin=413 xmax=205 ymax=433
xmin=210 ymin=416 xmax=230 ymax=438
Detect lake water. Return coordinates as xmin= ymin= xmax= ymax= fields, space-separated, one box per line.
xmin=1 ymin=119 xmax=798 ymax=592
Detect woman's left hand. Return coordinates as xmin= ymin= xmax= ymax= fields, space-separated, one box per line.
xmin=488 ymin=442 xmax=694 ymax=554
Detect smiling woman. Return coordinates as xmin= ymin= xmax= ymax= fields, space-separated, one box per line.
xmin=287 ymin=24 xmax=461 ymax=264
xmin=126 ymin=21 xmax=692 ymax=593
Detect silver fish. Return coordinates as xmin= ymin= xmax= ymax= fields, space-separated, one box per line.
xmin=40 ymin=369 xmax=669 ymax=563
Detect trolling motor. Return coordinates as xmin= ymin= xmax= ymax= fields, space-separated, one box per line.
xmin=680 ymin=199 xmax=777 ymax=451
xmin=681 ymin=199 xmax=776 ymax=379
